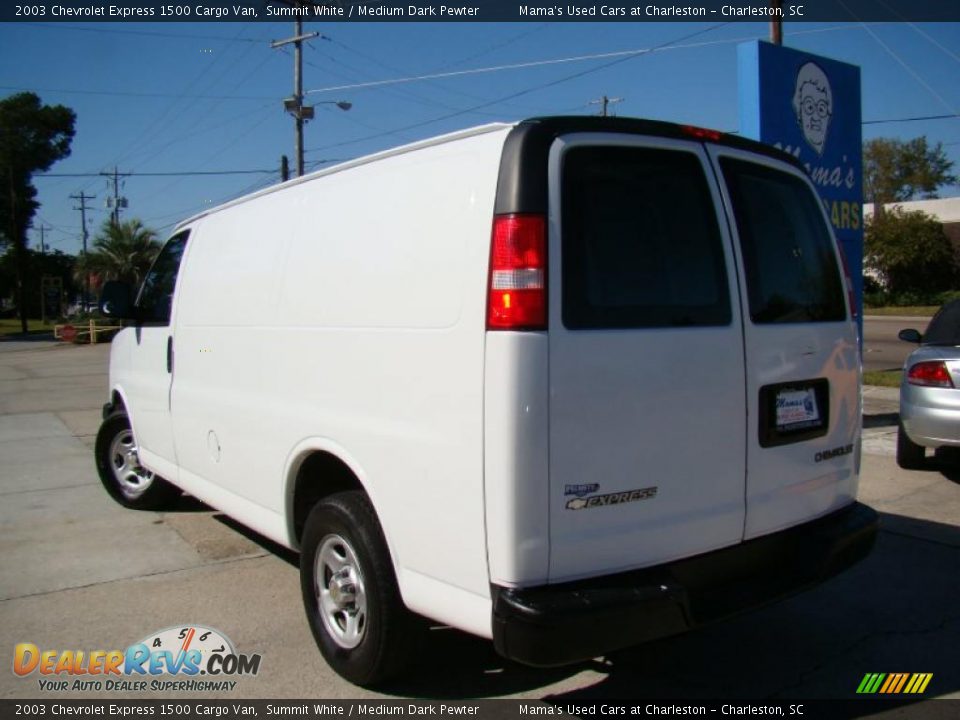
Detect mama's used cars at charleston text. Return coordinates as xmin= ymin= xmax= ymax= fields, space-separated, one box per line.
xmin=96 ymin=116 xmax=877 ymax=686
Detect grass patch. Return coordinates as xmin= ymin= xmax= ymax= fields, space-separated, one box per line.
xmin=0 ymin=318 xmax=57 ymax=337
xmin=863 ymin=306 xmax=938 ymax=317
xmin=864 ymin=369 xmax=902 ymax=388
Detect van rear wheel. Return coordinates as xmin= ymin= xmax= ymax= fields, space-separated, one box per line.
xmin=300 ymin=491 xmax=413 ymax=687
xmin=95 ymin=411 xmax=181 ymax=510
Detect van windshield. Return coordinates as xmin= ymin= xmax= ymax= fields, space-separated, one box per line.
xmin=720 ymin=158 xmax=846 ymax=324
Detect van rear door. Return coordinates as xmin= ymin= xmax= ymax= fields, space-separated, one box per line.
xmin=546 ymin=134 xmax=747 ymax=583
xmin=707 ymin=147 xmax=860 ymax=540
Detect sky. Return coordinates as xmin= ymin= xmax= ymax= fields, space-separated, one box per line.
xmin=0 ymin=18 xmax=958 ymax=256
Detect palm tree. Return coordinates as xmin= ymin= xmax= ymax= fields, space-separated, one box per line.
xmin=75 ymin=219 xmax=161 ymax=289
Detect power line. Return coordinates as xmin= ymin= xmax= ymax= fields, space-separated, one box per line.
xmin=310 ymin=22 xmax=734 ymax=155
xmin=0 ymin=85 xmax=271 ymax=101
xmin=872 ymin=0 xmax=960 ymax=66
xmin=37 ymin=169 xmax=277 ymax=178
xmin=104 ymin=101 xmax=276 ymax=169
xmin=840 ymin=4 xmax=960 ymax=120
xmin=304 ymin=24 xmax=855 ymax=97
xmin=317 ymin=34 xmax=560 ymax=118
xmin=147 ymin=112 xmax=278 ymax=200
xmin=122 ymin=42 xmax=280 ymax=177
xmin=863 ymin=113 xmax=959 ymax=125
xmin=20 ymin=23 xmax=264 ymax=43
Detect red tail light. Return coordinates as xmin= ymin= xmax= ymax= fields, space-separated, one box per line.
xmin=908 ymin=361 xmax=954 ymax=388
xmin=486 ymin=214 xmax=546 ymax=330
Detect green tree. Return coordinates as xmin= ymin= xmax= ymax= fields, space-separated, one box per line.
xmin=863 ymin=136 xmax=957 ymax=206
xmin=865 ymin=208 xmax=958 ymax=297
xmin=0 ymin=248 xmax=76 ymax=318
xmin=0 ymin=92 xmax=76 ymax=332
xmin=75 ymin=219 xmax=161 ymax=289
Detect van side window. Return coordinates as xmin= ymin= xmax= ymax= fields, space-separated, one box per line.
xmin=137 ymin=231 xmax=189 ymax=325
xmin=720 ymin=159 xmax=846 ymax=324
xmin=561 ymin=146 xmax=731 ymax=329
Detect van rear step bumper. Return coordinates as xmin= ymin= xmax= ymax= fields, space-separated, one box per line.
xmin=492 ymin=502 xmax=878 ymax=667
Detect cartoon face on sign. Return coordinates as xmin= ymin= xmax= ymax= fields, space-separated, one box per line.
xmin=792 ymin=62 xmax=832 ymax=155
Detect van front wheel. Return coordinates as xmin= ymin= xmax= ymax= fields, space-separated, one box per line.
xmin=300 ymin=491 xmax=413 ymax=687
xmin=95 ymin=412 xmax=181 ymax=510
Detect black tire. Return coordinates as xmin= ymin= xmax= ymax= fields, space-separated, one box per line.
xmin=300 ymin=491 xmax=414 ymax=687
xmin=896 ymin=421 xmax=926 ymax=470
xmin=95 ymin=411 xmax=181 ymax=510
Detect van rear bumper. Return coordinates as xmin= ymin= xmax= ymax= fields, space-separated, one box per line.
xmin=491 ymin=501 xmax=878 ymax=667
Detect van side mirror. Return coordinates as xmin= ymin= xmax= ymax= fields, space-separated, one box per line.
xmin=99 ymin=281 xmax=136 ymax=320
xmin=898 ymin=328 xmax=922 ymax=344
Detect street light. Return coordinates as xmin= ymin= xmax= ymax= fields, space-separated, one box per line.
xmin=283 ymin=98 xmax=352 ymax=175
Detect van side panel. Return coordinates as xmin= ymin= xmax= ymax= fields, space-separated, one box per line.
xmin=170 ymin=129 xmax=511 ymax=611
xmin=483 ymin=332 xmax=550 ymax=586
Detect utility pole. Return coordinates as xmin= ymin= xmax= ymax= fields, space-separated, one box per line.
xmin=35 ymin=224 xmax=50 ymax=257
xmin=70 ymin=191 xmax=95 ymax=310
xmin=34 ymin=224 xmax=50 ymax=323
xmin=281 ymin=154 xmax=290 ymax=182
xmin=770 ymin=0 xmax=783 ymax=45
xmin=272 ymin=7 xmax=319 ymax=177
xmin=100 ymin=167 xmax=130 ymax=226
xmin=590 ymin=95 xmax=623 ymax=117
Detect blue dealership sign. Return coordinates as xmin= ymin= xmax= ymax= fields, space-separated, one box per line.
xmin=738 ymin=41 xmax=863 ymax=321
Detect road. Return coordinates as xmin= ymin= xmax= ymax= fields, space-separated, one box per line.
xmin=1 ymin=335 xmax=957 ymax=703
xmin=862 ymin=315 xmax=928 ymax=372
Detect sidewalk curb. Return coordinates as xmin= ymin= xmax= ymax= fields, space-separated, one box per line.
xmin=863 ymin=314 xmax=931 ymax=323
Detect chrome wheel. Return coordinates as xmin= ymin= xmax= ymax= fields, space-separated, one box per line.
xmin=108 ymin=429 xmax=154 ymax=499
xmin=315 ymin=534 xmax=367 ymax=649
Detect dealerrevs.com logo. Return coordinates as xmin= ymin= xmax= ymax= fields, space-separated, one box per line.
xmin=13 ymin=625 xmax=261 ymax=692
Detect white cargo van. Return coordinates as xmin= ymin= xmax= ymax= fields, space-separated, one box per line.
xmin=97 ymin=117 xmax=877 ymax=686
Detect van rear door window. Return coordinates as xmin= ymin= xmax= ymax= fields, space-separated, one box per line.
xmin=720 ymin=158 xmax=846 ymax=324
xmin=561 ymin=146 xmax=731 ymax=330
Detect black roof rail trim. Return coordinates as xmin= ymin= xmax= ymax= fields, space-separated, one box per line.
xmin=493 ymin=116 xmax=805 ymax=215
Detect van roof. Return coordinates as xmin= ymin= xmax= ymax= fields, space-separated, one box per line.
xmin=174 ymin=116 xmax=804 ymax=233
xmin=174 ymin=122 xmax=515 ymax=231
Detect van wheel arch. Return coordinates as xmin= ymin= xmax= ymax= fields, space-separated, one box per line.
xmin=110 ymin=391 xmax=127 ymax=415
xmin=291 ymin=450 xmax=371 ymax=547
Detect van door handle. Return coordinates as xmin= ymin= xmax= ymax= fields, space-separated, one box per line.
xmin=166 ymin=336 xmax=173 ymax=374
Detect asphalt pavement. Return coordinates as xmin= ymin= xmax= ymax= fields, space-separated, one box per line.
xmin=0 ymin=328 xmax=957 ymax=703
xmin=862 ymin=315 xmax=929 ymax=373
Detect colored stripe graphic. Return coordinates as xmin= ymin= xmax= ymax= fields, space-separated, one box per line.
xmin=892 ymin=673 xmax=909 ymax=694
xmin=878 ymin=674 xmax=896 ymax=693
xmin=868 ymin=673 xmax=886 ymax=693
xmin=858 ymin=673 xmax=932 ymax=694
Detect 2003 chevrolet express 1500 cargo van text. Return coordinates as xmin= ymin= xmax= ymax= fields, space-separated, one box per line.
xmin=96 ymin=117 xmax=878 ymax=686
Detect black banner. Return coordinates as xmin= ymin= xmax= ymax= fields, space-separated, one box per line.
xmin=2 ymin=0 xmax=959 ymax=24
